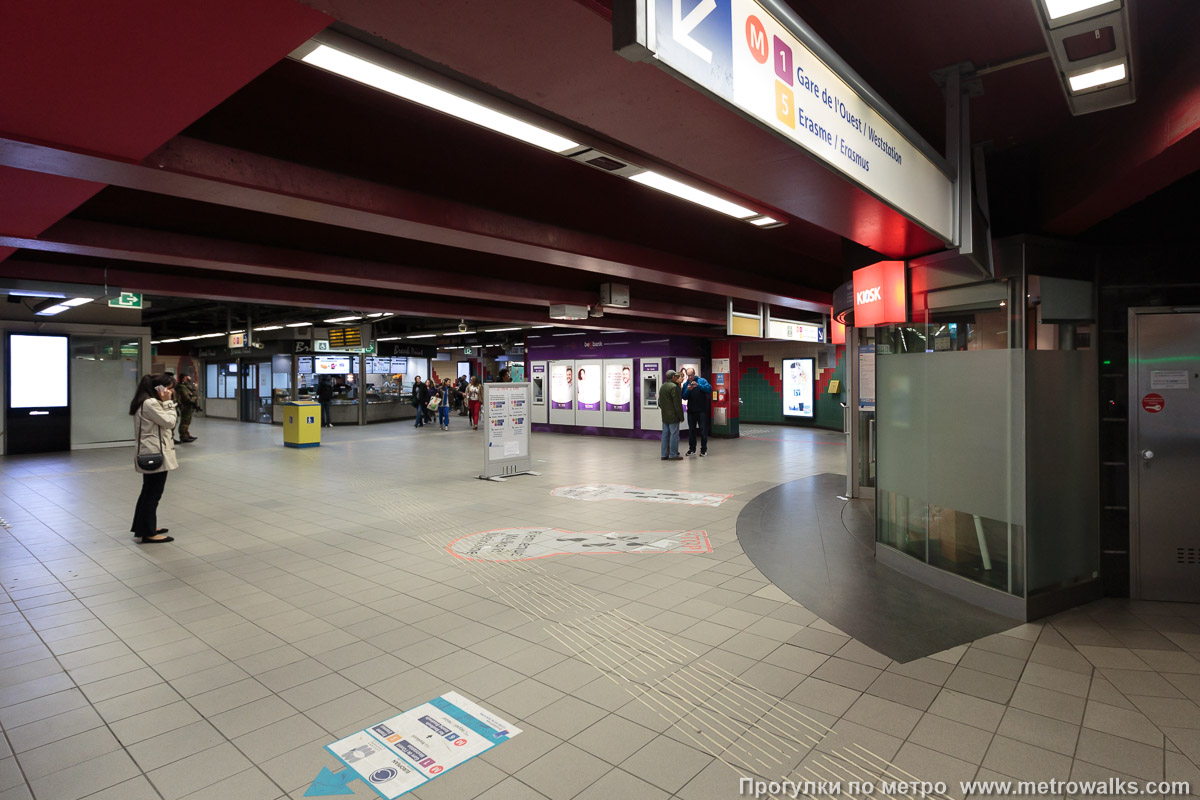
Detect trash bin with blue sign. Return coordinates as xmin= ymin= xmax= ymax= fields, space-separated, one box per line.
xmin=281 ymin=401 xmax=321 ymax=448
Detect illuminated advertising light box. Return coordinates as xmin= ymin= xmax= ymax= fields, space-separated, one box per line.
xmin=550 ymin=364 xmax=573 ymax=409
xmin=10 ymin=334 xmax=68 ymax=408
xmin=853 ymin=260 xmax=907 ymax=327
xmin=315 ymin=356 xmax=350 ymax=374
xmin=576 ymin=364 xmax=601 ymax=411
xmin=782 ymin=357 xmax=814 ymax=417
xmin=297 ymin=356 xmax=313 ymax=373
xmin=767 ymin=319 xmax=824 ymax=342
xmin=605 ymin=363 xmax=632 ymax=411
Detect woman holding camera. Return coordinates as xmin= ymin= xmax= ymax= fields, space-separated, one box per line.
xmin=129 ymin=373 xmax=179 ymax=543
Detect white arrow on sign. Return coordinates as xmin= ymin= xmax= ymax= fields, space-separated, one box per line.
xmin=672 ymin=0 xmax=716 ymax=63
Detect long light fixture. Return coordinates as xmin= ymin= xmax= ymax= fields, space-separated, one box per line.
xmin=629 ymin=171 xmax=757 ymax=219
xmin=324 ymin=315 xmax=362 ymax=323
xmin=1067 ymin=60 xmax=1126 ymax=92
xmin=441 ymin=330 xmax=475 ymax=336
xmin=285 ymin=322 xmax=313 ymax=328
xmin=254 ymin=325 xmax=284 ymax=331
xmin=484 ymin=327 xmax=522 ymax=333
xmin=407 ymin=334 xmax=437 ymax=339
xmin=34 ymin=296 xmax=94 ymax=315
xmin=299 ymin=44 xmax=579 ymax=154
xmin=1040 ymin=0 xmax=1120 ymax=24
xmin=292 ymin=35 xmax=785 ymax=229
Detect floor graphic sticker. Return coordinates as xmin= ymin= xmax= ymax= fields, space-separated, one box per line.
xmin=306 ymin=692 xmax=520 ymax=798
xmin=447 ymin=527 xmax=712 ymax=562
xmin=551 ymin=483 xmax=732 ymax=506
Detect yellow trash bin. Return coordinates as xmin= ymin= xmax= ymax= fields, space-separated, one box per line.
xmin=281 ymin=401 xmax=321 ymax=448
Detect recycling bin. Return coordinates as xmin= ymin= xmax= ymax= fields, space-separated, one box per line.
xmin=281 ymin=401 xmax=321 ymax=448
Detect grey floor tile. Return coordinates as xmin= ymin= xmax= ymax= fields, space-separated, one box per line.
xmin=147 ymin=742 xmax=254 ymax=800
xmin=908 ymin=712 xmax=994 ymax=764
xmin=1007 ymin=682 xmax=1086 ymax=724
xmin=867 ymin=671 xmax=940 ymax=710
xmin=995 ymin=707 xmax=1080 ymax=756
xmin=127 ymin=720 xmax=227 ymax=772
xmin=1082 ymin=700 xmax=1164 ymax=746
xmin=516 ymin=742 xmax=611 ymax=800
xmin=27 ymin=750 xmax=141 ymax=800
xmin=928 ymin=689 xmax=1007 ymax=732
xmin=526 ymin=696 xmax=607 ymax=740
xmin=14 ymin=726 xmax=121 ymax=780
xmin=573 ymin=767 xmax=668 ymax=800
xmin=620 ymin=735 xmax=713 ymax=793
xmin=944 ymin=666 xmax=1017 ymax=704
xmin=843 ymin=694 xmax=923 ymax=738
xmin=1075 ymin=729 xmax=1165 ymax=781
xmin=569 ymin=714 xmax=657 ymax=766
xmin=981 ymin=735 xmax=1072 ymax=783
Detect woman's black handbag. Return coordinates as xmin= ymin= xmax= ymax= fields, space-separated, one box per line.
xmin=136 ymin=423 xmax=165 ymax=471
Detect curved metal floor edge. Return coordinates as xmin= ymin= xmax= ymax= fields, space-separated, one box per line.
xmin=737 ymin=473 xmax=1016 ymax=663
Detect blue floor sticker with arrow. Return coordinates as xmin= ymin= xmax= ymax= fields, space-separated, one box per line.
xmin=305 ymin=692 xmax=522 ymax=798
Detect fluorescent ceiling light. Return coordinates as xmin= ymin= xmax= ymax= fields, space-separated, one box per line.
xmin=1043 ymin=0 xmax=1112 ymax=20
xmin=324 ymin=315 xmax=362 ymax=323
xmin=375 ymin=336 xmax=402 ymax=341
xmin=629 ymin=171 xmax=757 ymax=219
xmin=1068 ymin=61 xmax=1126 ymax=92
xmin=301 ymin=45 xmax=579 ymax=154
xmin=197 ymin=333 xmax=225 ymax=339
xmin=285 ymin=322 xmax=313 ymax=328
xmin=35 ymin=304 xmax=71 ymax=316
xmin=254 ymin=325 xmax=283 ymax=331
xmin=553 ymin=332 xmax=586 ymax=337
xmin=10 ymin=290 xmax=67 ymax=298
xmin=62 ymin=297 xmax=93 ymax=307
xmin=484 ymin=327 xmax=522 ymax=332
xmin=441 ymin=330 xmax=475 ymax=336
xmin=179 ymin=335 xmax=201 ymax=341
xmin=748 ymin=216 xmax=779 ymax=226
xmin=531 ymin=325 xmax=554 ymax=329
xmin=151 ymin=340 xmax=161 ymax=345
xmin=160 ymin=338 xmax=180 ymax=343
xmin=407 ymin=334 xmax=437 ymax=339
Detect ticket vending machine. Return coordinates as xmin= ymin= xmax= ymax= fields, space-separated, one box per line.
xmin=602 ymin=359 xmax=634 ymax=429
xmin=530 ymin=361 xmax=548 ymax=424
xmin=640 ymin=359 xmax=661 ymax=431
xmin=574 ymin=359 xmax=603 ymax=427
xmin=548 ymin=360 xmax=575 ymax=425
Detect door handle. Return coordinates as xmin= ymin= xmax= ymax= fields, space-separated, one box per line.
xmin=1142 ymin=450 xmax=1154 ymax=466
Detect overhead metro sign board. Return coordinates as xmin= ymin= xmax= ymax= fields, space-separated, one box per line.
xmin=615 ymin=0 xmax=955 ymax=242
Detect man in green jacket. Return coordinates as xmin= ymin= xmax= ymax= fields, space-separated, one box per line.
xmin=658 ymin=370 xmax=685 ymax=460
xmin=176 ymin=374 xmax=199 ymax=443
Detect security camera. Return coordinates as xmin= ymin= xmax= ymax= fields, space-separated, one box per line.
xmin=252 ymin=341 xmax=264 ymax=349
xmin=458 ymin=320 xmax=468 ymax=333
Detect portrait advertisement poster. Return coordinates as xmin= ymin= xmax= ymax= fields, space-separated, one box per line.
xmin=605 ymin=363 xmax=632 ymax=411
xmin=509 ymin=363 xmax=525 ymax=382
xmin=550 ymin=364 xmax=572 ymax=409
xmin=782 ymin=358 xmax=815 ymax=418
xmin=576 ymin=365 xmax=601 ymax=411
xmin=487 ymin=385 xmax=529 ymax=461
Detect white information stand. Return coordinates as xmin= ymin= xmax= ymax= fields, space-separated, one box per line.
xmin=548 ymin=360 xmax=575 ymax=425
xmin=480 ymin=382 xmax=539 ymax=481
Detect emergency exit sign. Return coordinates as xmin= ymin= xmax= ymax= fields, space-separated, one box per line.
xmin=108 ymin=292 xmax=142 ymax=308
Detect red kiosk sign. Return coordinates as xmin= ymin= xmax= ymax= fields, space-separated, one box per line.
xmin=853 ymin=261 xmax=907 ymax=327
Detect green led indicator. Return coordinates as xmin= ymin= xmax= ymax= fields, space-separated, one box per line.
xmin=1103 ymin=360 xmax=1112 ymax=365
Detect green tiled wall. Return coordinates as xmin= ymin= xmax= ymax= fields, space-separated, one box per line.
xmin=740 ymin=352 xmax=845 ymax=431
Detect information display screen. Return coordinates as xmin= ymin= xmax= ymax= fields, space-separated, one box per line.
xmin=782 ymin=358 xmax=815 ymax=418
xmin=9 ymin=334 xmax=69 ymax=408
xmin=550 ymin=364 xmax=572 ymax=409
xmin=297 ymin=356 xmax=313 ymax=374
xmin=605 ymin=363 xmax=632 ymax=411
xmin=576 ymin=365 xmax=601 ymax=410
xmin=391 ymin=357 xmax=408 ymax=374
xmin=314 ymin=355 xmax=350 ymax=374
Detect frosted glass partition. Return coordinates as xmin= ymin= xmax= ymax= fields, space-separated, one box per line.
xmin=70 ymin=336 xmax=141 ymax=446
xmin=876 ymin=350 xmax=1026 ymax=596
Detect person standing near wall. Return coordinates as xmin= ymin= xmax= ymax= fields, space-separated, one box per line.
xmin=317 ymin=377 xmax=334 ymax=428
xmin=130 ymin=374 xmax=178 ymax=544
xmin=467 ymin=375 xmax=482 ymax=430
xmin=658 ymin=370 xmax=684 ymax=461
xmin=176 ymin=374 xmax=199 ymax=443
xmin=683 ymin=371 xmax=712 ymax=457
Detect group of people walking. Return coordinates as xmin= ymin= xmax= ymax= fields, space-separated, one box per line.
xmin=411 ymin=374 xmax=489 ymax=430
xmin=657 ymin=367 xmax=712 ymax=461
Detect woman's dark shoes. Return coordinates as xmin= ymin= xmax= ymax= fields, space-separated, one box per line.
xmin=138 ymin=535 xmax=174 ymax=543
xmin=156 ymin=528 xmax=169 ymax=534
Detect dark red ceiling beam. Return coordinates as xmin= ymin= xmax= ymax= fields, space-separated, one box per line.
xmin=0 ymin=135 xmax=831 ymax=313
xmin=0 ymin=220 xmax=725 ymax=326
xmin=0 ymin=259 xmax=713 ymax=337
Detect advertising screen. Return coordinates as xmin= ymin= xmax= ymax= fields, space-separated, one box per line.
xmin=576 ymin=365 xmax=601 ymax=410
xmin=314 ymin=355 xmax=350 ymax=374
xmin=297 ymin=356 xmax=313 ymax=374
xmin=605 ymin=363 xmax=632 ymax=411
xmin=550 ymin=364 xmax=572 ymax=409
xmin=9 ymin=334 xmax=69 ymax=408
xmin=456 ymin=361 xmax=471 ymax=380
xmin=782 ymin=358 xmax=815 ymax=418
xmin=390 ymin=357 xmax=408 ymax=374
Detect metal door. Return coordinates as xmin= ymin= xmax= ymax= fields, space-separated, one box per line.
xmin=1130 ymin=311 xmax=1200 ymax=601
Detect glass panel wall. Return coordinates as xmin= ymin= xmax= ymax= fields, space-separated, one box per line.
xmin=875 ymin=277 xmax=1027 ymax=596
xmin=70 ymin=336 xmax=141 ymax=445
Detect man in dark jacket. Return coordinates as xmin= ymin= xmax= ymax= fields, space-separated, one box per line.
xmin=658 ymin=370 xmax=685 ymax=460
xmin=176 ymin=374 xmax=199 ymax=442
xmin=683 ymin=371 xmax=712 ymax=457
xmin=316 ymin=377 xmax=334 ymax=428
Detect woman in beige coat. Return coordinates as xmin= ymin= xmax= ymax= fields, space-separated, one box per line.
xmin=130 ymin=374 xmax=179 ymax=543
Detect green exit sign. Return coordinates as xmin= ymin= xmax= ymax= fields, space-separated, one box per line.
xmin=108 ymin=292 xmax=143 ymax=309
xmin=463 ymin=347 xmax=473 ymax=356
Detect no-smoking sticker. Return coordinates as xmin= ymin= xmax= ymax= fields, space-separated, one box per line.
xmin=1142 ymin=393 xmax=1165 ymax=413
